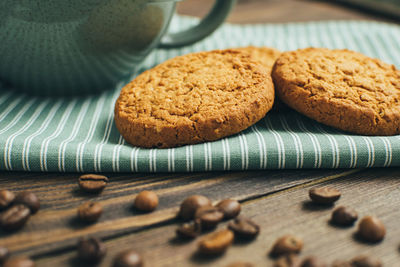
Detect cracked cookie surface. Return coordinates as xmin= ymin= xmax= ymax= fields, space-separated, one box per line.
xmin=272 ymin=47 xmax=400 ymax=135
xmin=115 ymin=49 xmax=275 ymax=148
xmin=235 ymin=46 xmax=281 ymax=73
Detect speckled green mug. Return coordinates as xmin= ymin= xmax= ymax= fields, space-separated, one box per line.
xmin=0 ymin=0 xmax=236 ymax=95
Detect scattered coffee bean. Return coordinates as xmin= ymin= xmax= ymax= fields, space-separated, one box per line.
xmin=309 ymin=187 xmax=341 ymax=205
xmin=0 ymin=190 xmax=15 ymax=210
xmin=14 ymin=192 xmax=40 ymax=214
xmin=112 ymin=250 xmax=143 ymax=267
xmin=77 ymin=237 xmax=106 ymax=263
xmin=179 ymin=195 xmax=211 ymax=220
xmin=350 ymin=255 xmax=382 ymax=267
xmin=195 ymin=206 xmax=224 ymax=229
xmin=331 ymin=260 xmax=351 ymax=267
xmin=176 ymin=221 xmax=201 ymax=239
xmin=357 ymin=216 xmax=385 ymax=242
xmin=331 ymin=206 xmax=358 ymax=226
xmin=134 ymin=191 xmax=158 ymax=212
xmin=78 ymin=201 xmax=103 ymax=222
xmin=225 ymin=262 xmax=254 ymax=267
xmin=0 ymin=204 xmax=31 ymax=230
xmin=271 ymin=235 xmax=303 ymax=257
xmin=216 ymin=199 xmax=241 ymax=219
xmin=301 ymin=256 xmax=326 ymax=267
xmin=198 ymin=229 xmax=234 ymax=254
xmin=3 ymin=257 xmax=35 ymax=267
xmin=78 ymin=174 xmax=108 ymax=193
xmin=228 ymin=217 xmax=260 ymax=239
xmin=0 ymin=246 xmax=10 ymax=263
xmin=274 ymin=254 xmax=301 ymax=267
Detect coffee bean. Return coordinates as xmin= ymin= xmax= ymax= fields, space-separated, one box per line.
xmin=194 ymin=206 xmax=223 ymax=229
xmin=134 ymin=191 xmax=158 ymax=212
xmin=225 ymin=262 xmax=254 ymax=267
xmin=14 ymin=192 xmax=40 ymax=214
xmin=112 ymin=250 xmax=143 ymax=267
xmin=179 ymin=195 xmax=211 ymax=220
xmin=271 ymin=235 xmax=303 ymax=257
xmin=0 ymin=190 xmax=15 ymax=210
xmin=3 ymin=257 xmax=35 ymax=267
xmin=300 ymin=256 xmax=326 ymax=267
xmin=78 ymin=174 xmax=108 ymax=193
xmin=350 ymin=255 xmax=382 ymax=267
xmin=78 ymin=201 xmax=103 ymax=222
xmin=216 ymin=199 xmax=241 ymax=219
xmin=274 ymin=254 xmax=301 ymax=267
xmin=198 ymin=229 xmax=234 ymax=254
xmin=357 ymin=216 xmax=385 ymax=242
xmin=331 ymin=206 xmax=358 ymax=226
xmin=228 ymin=217 xmax=260 ymax=239
xmin=176 ymin=221 xmax=201 ymax=239
xmin=0 ymin=246 xmax=10 ymax=263
xmin=0 ymin=204 xmax=31 ymax=230
xmin=77 ymin=237 xmax=106 ymax=263
xmin=309 ymin=187 xmax=341 ymax=204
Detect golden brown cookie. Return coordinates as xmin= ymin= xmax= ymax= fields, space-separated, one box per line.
xmin=235 ymin=46 xmax=288 ymax=112
xmin=115 ymin=49 xmax=275 ymax=148
xmin=235 ymin=46 xmax=281 ymax=73
xmin=272 ymin=47 xmax=400 ymax=135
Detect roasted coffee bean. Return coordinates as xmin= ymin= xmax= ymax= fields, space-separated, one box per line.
xmin=14 ymin=192 xmax=40 ymax=214
xmin=78 ymin=201 xmax=103 ymax=222
xmin=198 ymin=229 xmax=234 ymax=254
xmin=77 ymin=237 xmax=106 ymax=263
xmin=309 ymin=187 xmax=341 ymax=204
xmin=0 ymin=190 xmax=15 ymax=210
xmin=179 ymin=195 xmax=211 ymax=220
xmin=112 ymin=250 xmax=143 ymax=267
xmin=78 ymin=174 xmax=108 ymax=193
xmin=176 ymin=221 xmax=201 ymax=239
xmin=0 ymin=246 xmax=10 ymax=263
xmin=3 ymin=257 xmax=35 ymax=267
xmin=0 ymin=204 xmax=31 ymax=230
xmin=271 ymin=235 xmax=303 ymax=256
xmin=274 ymin=254 xmax=301 ymax=267
xmin=216 ymin=199 xmax=241 ymax=219
xmin=350 ymin=255 xmax=382 ymax=267
xmin=228 ymin=217 xmax=260 ymax=239
xmin=225 ymin=262 xmax=254 ymax=267
xmin=300 ymin=256 xmax=326 ymax=267
xmin=331 ymin=206 xmax=358 ymax=226
xmin=357 ymin=216 xmax=385 ymax=242
xmin=195 ymin=206 xmax=223 ymax=229
xmin=134 ymin=191 xmax=158 ymax=212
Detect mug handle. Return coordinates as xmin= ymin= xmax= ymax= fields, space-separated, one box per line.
xmin=158 ymin=0 xmax=236 ymax=49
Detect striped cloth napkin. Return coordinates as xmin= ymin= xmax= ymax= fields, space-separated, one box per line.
xmin=1 ymin=16 xmax=400 ymax=172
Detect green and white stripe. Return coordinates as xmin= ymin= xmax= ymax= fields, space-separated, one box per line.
xmin=1 ymin=17 xmax=400 ymax=172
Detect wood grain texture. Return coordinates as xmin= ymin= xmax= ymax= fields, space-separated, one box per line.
xmin=0 ymin=169 xmax=351 ymax=256
xmin=32 ymin=168 xmax=400 ymax=267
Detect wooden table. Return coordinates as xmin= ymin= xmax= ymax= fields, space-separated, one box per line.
xmin=1 ymin=1 xmax=400 ymax=266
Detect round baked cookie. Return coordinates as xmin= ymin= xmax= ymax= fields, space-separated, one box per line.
xmin=235 ymin=46 xmax=281 ymax=73
xmin=272 ymin=47 xmax=400 ymax=135
xmin=115 ymin=49 xmax=275 ymax=148
xmin=235 ymin=46 xmax=287 ymax=112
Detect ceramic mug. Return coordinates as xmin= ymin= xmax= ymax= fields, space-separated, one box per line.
xmin=0 ymin=0 xmax=236 ymax=95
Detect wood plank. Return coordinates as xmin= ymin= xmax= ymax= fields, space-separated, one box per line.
xmin=0 ymin=169 xmax=355 ymax=257
xmin=34 ymin=168 xmax=400 ymax=266
xmin=177 ymin=0 xmax=395 ymax=24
